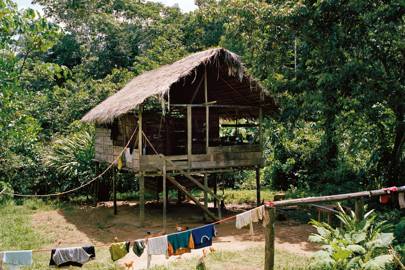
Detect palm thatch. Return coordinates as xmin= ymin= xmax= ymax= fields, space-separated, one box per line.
xmin=82 ymin=47 xmax=271 ymax=124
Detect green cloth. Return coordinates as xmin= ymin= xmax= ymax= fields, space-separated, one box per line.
xmin=109 ymin=242 xmax=129 ymax=261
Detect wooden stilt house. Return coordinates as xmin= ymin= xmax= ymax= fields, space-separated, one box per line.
xmin=82 ymin=48 xmax=277 ymax=226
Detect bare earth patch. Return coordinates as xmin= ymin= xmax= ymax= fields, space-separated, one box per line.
xmin=32 ymin=201 xmax=318 ymax=269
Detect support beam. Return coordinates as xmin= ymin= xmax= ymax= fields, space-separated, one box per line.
xmin=187 ymin=105 xmax=192 ymax=170
xmin=138 ymin=105 xmax=145 ymax=226
xmin=264 ymin=206 xmax=276 ymax=270
xmin=162 ymin=160 xmax=167 ymax=232
xmin=204 ymin=69 xmax=209 ymax=153
xmin=272 ymin=186 xmax=405 ymax=207
xmin=113 ymin=168 xmax=117 ymax=215
xmin=213 ymin=175 xmax=217 ymax=208
xmin=203 ymin=173 xmax=208 ymax=221
xmin=166 ymin=175 xmax=217 ymax=221
xmin=355 ymin=198 xmax=364 ymax=222
xmin=256 ymin=167 xmax=261 ymax=206
xmin=259 ymin=107 xmax=263 ymax=152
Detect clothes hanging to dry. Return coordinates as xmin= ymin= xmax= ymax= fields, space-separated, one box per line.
xmin=133 ymin=240 xmax=145 ymax=257
xmin=49 ymin=246 xmax=95 ymax=267
xmin=191 ymin=224 xmax=216 ymax=249
xmin=167 ymin=231 xmax=194 ymax=256
xmin=109 ymin=242 xmax=130 ymax=261
xmin=52 ymin=247 xmax=91 ymax=267
xmin=2 ymin=250 xmax=32 ymax=270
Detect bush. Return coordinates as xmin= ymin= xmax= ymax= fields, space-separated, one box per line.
xmin=0 ymin=181 xmax=14 ymax=205
xmin=308 ymin=204 xmax=396 ymax=270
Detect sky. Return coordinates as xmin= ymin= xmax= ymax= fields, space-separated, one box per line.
xmin=15 ymin=0 xmax=198 ymax=12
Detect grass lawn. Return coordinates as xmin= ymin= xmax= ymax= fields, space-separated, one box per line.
xmin=150 ymin=247 xmax=309 ymax=270
xmin=0 ymin=199 xmax=311 ymax=270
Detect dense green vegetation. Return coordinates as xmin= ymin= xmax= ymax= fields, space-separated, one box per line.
xmin=0 ymin=0 xmax=404 ymax=197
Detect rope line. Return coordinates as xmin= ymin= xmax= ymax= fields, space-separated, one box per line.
xmin=2 ymin=204 xmax=259 ymax=254
xmin=0 ymin=127 xmax=138 ymax=198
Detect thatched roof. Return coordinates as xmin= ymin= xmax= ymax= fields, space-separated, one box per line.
xmin=82 ymin=48 xmax=275 ymax=124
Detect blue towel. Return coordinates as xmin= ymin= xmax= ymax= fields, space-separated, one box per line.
xmin=191 ymin=224 xmax=216 ymax=249
xmin=3 ymin=250 xmax=32 ymax=267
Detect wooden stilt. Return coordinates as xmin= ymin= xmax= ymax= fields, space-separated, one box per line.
xmin=139 ymin=173 xmax=145 ymax=226
xmin=113 ymin=168 xmax=117 ymax=215
xmin=203 ymin=173 xmax=208 ymax=221
xmin=93 ymin=163 xmax=99 ymax=207
xmin=162 ymin=160 xmax=167 ymax=232
xmin=204 ymin=68 xmax=209 ymax=154
xmin=138 ymin=105 xmax=145 ymax=226
xmin=187 ymin=105 xmax=192 ymax=170
xmin=256 ymin=167 xmax=261 ymax=206
xmin=213 ymin=174 xmax=217 ymax=208
xmin=264 ymin=206 xmax=275 ymax=270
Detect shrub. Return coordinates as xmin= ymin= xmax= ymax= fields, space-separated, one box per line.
xmin=308 ymin=204 xmax=396 ymax=270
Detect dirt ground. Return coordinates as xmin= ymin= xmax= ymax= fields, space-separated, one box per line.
xmin=32 ymin=201 xmax=318 ymax=269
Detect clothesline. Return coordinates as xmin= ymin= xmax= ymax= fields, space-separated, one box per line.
xmin=0 ymin=127 xmax=138 ymax=198
xmin=1 ymin=203 xmax=255 ymax=255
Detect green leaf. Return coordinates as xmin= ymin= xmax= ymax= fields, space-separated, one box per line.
xmin=363 ymin=255 xmax=393 ymax=270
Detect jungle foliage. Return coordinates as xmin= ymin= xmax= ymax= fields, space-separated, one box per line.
xmin=0 ymin=0 xmax=404 ymax=196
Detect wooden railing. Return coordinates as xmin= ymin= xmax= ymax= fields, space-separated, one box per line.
xmin=264 ymin=186 xmax=405 ymax=270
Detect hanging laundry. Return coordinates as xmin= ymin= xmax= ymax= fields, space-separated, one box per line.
xmin=191 ymin=224 xmax=217 ymax=249
xmin=147 ymin=235 xmax=168 ymax=256
xmin=117 ymin=155 xmax=123 ymax=170
xmin=52 ymin=247 xmax=91 ymax=267
xmin=147 ymin=235 xmax=168 ymax=269
xmin=109 ymin=242 xmax=130 ymax=261
xmin=133 ymin=240 xmax=145 ymax=257
xmin=49 ymin=246 xmax=95 ymax=267
xmin=236 ymin=211 xmax=252 ymax=229
xmin=167 ymin=231 xmax=195 ymax=256
xmin=251 ymin=205 xmax=264 ymax=223
xmin=2 ymin=250 xmax=32 ymax=270
xmin=399 ymin=193 xmax=405 ymax=209
xmin=124 ymin=148 xmax=133 ymax=162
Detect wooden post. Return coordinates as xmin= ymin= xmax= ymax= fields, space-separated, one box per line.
xmin=93 ymin=163 xmax=99 ymax=207
xmin=187 ymin=105 xmax=192 ymax=170
xmin=259 ymin=107 xmax=263 ymax=152
xmin=264 ymin=206 xmax=276 ymax=270
xmin=213 ymin=174 xmax=217 ymax=208
xmin=113 ymin=168 xmax=117 ymax=215
xmin=355 ymin=198 xmax=364 ymax=222
xmin=256 ymin=167 xmax=261 ymax=206
xmin=138 ymin=105 xmax=145 ymax=226
xmin=204 ymin=69 xmax=209 ymax=153
xmin=162 ymin=160 xmax=167 ymax=232
xmin=203 ymin=173 xmax=208 ymax=221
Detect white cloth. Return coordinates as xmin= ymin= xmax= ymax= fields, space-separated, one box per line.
xmin=251 ymin=205 xmax=264 ymax=223
xmin=236 ymin=210 xmax=254 ymax=236
xmin=52 ymin=247 xmax=90 ymax=266
xmin=124 ymin=148 xmax=133 ymax=162
xmin=147 ymin=235 xmax=168 ymax=255
xmin=236 ymin=211 xmax=252 ymax=229
xmin=2 ymin=250 xmax=32 ymax=270
xmin=399 ymin=193 xmax=405 ymax=209
xmin=147 ymin=235 xmax=168 ymax=269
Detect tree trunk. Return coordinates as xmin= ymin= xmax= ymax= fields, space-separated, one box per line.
xmin=389 ymin=103 xmax=405 ymax=186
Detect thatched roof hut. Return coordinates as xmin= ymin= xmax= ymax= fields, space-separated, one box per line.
xmin=82 ymin=48 xmax=277 ymax=124
xmin=82 ymin=47 xmax=278 ymax=223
